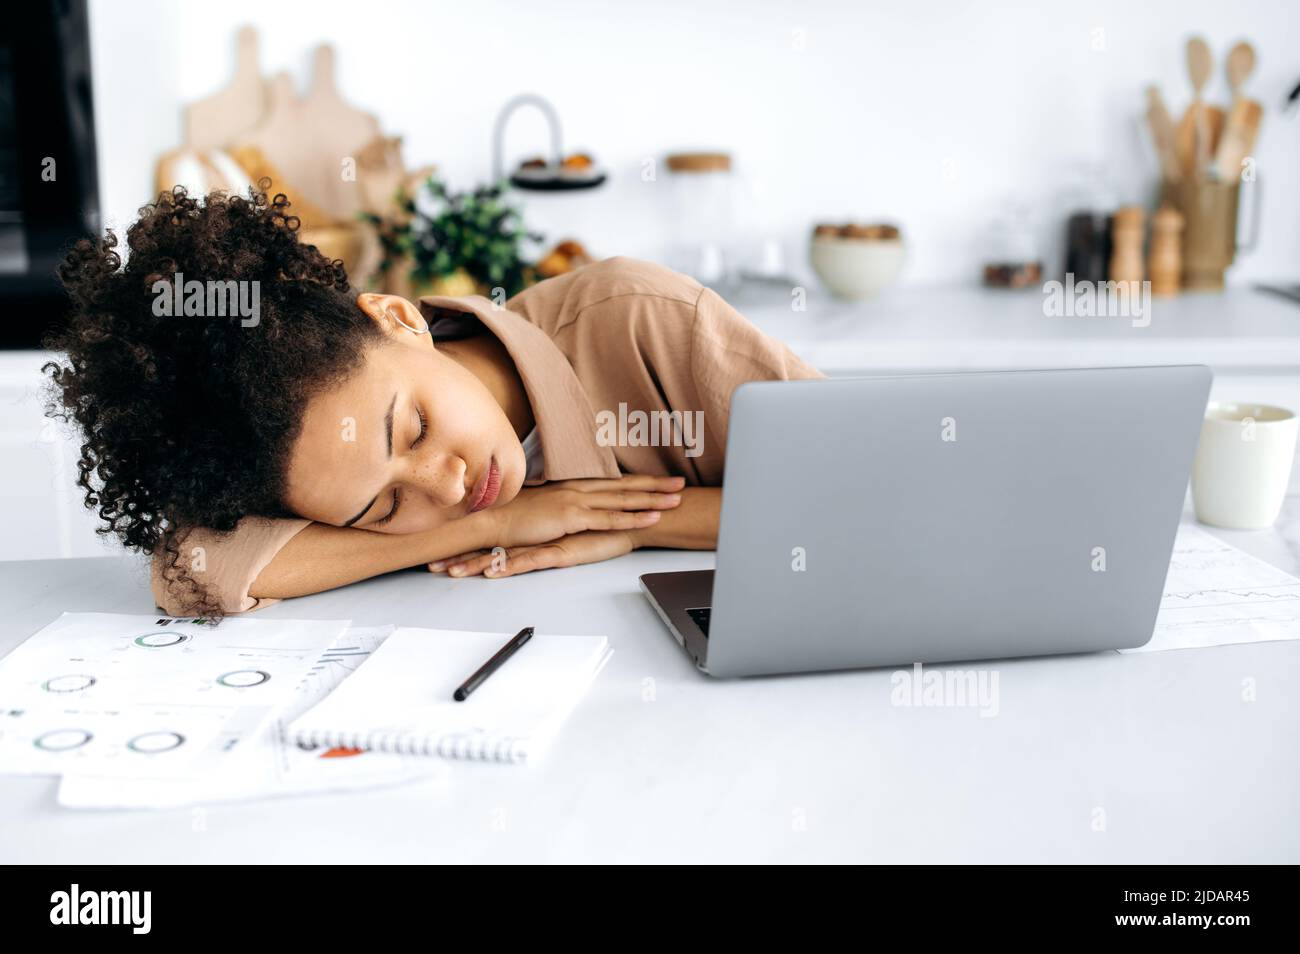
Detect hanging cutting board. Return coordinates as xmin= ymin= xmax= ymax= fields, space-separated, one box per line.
xmin=184 ymin=25 xmax=268 ymax=150
xmin=298 ymin=44 xmax=382 ymax=219
xmin=227 ymin=71 xmax=332 ymax=225
xmin=238 ymin=69 xmax=301 ymax=161
xmin=299 ymin=45 xmax=382 ymax=154
xmin=238 ymin=44 xmax=381 ymax=222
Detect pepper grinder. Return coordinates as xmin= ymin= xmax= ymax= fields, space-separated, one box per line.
xmin=1148 ymin=206 xmax=1185 ymax=296
xmin=1109 ymin=206 xmax=1145 ymax=289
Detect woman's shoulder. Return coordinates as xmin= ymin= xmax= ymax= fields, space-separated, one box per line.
xmin=571 ymin=256 xmax=704 ymax=304
xmin=508 ymin=257 xmax=704 ymax=334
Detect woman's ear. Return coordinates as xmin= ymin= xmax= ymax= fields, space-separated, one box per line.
xmin=355 ymin=293 xmax=429 ymax=340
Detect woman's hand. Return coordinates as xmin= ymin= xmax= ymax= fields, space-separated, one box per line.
xmin=429 ymin=483 xmax=720 ymax=580
xmin=432 ymin=529 xmax=638 ymax=579
xmin=484 ymin=474 xmax=685 ymax=549
xmin=249 ymin=476 xmax=681 ymax=602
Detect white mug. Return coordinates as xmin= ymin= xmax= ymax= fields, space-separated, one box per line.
xmin=1191 ymin=402 xmax=1298 ymax=530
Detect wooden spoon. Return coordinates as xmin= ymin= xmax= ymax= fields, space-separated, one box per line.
xmin=1145 ymin=86 xmax=1182 ymax=182
xmin=1214 ymin=40 xmax=1262 ymax=181
xmin=1186 ymin=36 xmax=1214 ymax=179
xmin=1225 ymin=41 xmax=1257 ymax=103
xmin=1175 ymin=37 xmax=1223 ymax=179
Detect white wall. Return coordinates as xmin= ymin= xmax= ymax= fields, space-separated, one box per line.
xmin=89 ymin=0 xmax=1300 ymax=286
xmin=87 ymin=0 xmax=182 ymax=240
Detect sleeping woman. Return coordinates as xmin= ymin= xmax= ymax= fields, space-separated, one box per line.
xmin=45 ymin=186 xmax=822 ymax=617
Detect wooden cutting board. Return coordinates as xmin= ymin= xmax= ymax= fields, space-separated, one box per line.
xmin=184 ymin=25 xmax=268 ymax=150
xmin=238 ymin=44 xmax=381 ymax=222
xmin=298 ymin=46 xmax=382 ymax=158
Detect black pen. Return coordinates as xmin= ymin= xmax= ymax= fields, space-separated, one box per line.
xmin=453 ymin=626 xmax=534 ymax=701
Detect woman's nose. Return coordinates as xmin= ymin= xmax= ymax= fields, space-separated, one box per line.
xmin=409 ymin=452 xmax=467 ymax=508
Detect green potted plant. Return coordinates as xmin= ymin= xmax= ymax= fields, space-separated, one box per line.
xmin=365 ymin=177 xmax=542 ymax=299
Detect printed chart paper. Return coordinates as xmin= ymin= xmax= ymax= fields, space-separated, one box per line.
xmin=1125 ymin=524 xmax=1300 ymax=654
xmin=57 ymin=625 xmax=447 ymax=808
xmin=0 ymin=613 xmax=350 ymax=777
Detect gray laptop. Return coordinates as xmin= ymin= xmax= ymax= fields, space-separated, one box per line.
xmin=640 ymin=365 xmax=1212 ymax=677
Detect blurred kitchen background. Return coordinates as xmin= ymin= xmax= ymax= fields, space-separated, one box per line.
xmin=4 ymin=0 xmax=1300 ymax=561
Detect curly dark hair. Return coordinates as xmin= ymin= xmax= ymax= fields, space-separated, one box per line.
xmin=43 ymin=184 xmax=383 ymax=616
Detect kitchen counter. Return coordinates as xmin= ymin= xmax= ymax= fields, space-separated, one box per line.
xmin=736 ymin=285 xmax=1300 ymax=374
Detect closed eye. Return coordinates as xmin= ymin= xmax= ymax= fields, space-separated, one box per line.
xmin=372 ymin=488 xmax=401 ymax=527
xmin=371 ymin=406 xmax=426 ymax=528
xmin=412 ymin=406 xmax=429 ymax=448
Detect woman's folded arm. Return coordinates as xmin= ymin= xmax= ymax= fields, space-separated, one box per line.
xmin=153 ymin=474 xmax=686 ymax=614
xmin=248 ymin=511 xmax=504 ymax=601
xmin=152 ymin=511 xmax=502 ymax=615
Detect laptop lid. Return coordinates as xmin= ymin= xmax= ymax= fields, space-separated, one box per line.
xmin=704 ymin=366 xmax=1212 ymax=677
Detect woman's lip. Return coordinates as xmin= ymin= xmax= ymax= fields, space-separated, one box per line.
xmin=468 ymin=457 xmax=501 ymax=513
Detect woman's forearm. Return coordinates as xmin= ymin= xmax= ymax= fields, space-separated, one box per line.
xmin=628 ymin=487 xmax=720 ymax=550
xmin=249 ymin=510 xmax=502 ymax=599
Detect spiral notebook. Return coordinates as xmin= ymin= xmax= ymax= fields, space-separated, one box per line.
xmin=287 ymin=627 xmax=612 ymax=765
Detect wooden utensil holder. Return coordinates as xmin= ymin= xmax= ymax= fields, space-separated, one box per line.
xmin=1159 ymin=179 xmax=1238 ymax=291
xmin=1159 ymin=177 xmax=1259 ymax=291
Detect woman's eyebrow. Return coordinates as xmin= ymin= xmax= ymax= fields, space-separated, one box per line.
xmin=384 ymin=393 xmax=396 ymax=457
xmin=342 ymin=393 xmax=398 ymax=527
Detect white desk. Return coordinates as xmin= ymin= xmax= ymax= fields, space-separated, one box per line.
xmin=2 ymin=495 xmax=1299 ymax=864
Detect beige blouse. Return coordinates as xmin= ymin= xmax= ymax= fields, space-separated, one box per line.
xmin=152 ymin=257 xmax=823 ymax=614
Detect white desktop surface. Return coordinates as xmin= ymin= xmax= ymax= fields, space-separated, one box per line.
xmin=2 ymin=499 xmax=1299 ymax=864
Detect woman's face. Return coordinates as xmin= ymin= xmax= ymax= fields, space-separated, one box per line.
xmin=282 ymin=295 xmax=527 ymax=534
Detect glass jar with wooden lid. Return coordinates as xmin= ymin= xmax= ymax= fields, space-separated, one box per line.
xmin=665 ymin=152 xmax=734 ymax=285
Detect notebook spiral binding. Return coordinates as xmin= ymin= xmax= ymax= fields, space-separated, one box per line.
xmin=296 ymin=728 xmax=529 ymax=764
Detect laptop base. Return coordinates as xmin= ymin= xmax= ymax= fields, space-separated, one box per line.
xmin=639 ymin=570 xmax=713 ymax=672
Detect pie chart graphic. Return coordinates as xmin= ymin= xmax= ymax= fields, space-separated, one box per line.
xmin=127 ymin=731 xmax=186 ymax=754
xmin=34 ymin=728 xmax=93 ymax=752
xmin=42 ymin=674 xmax=97 ymax=693
xmin=216 ymin=669 xmax=271 ymax=688
xmin=134 ymin=631 xmax=190 ymax=648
